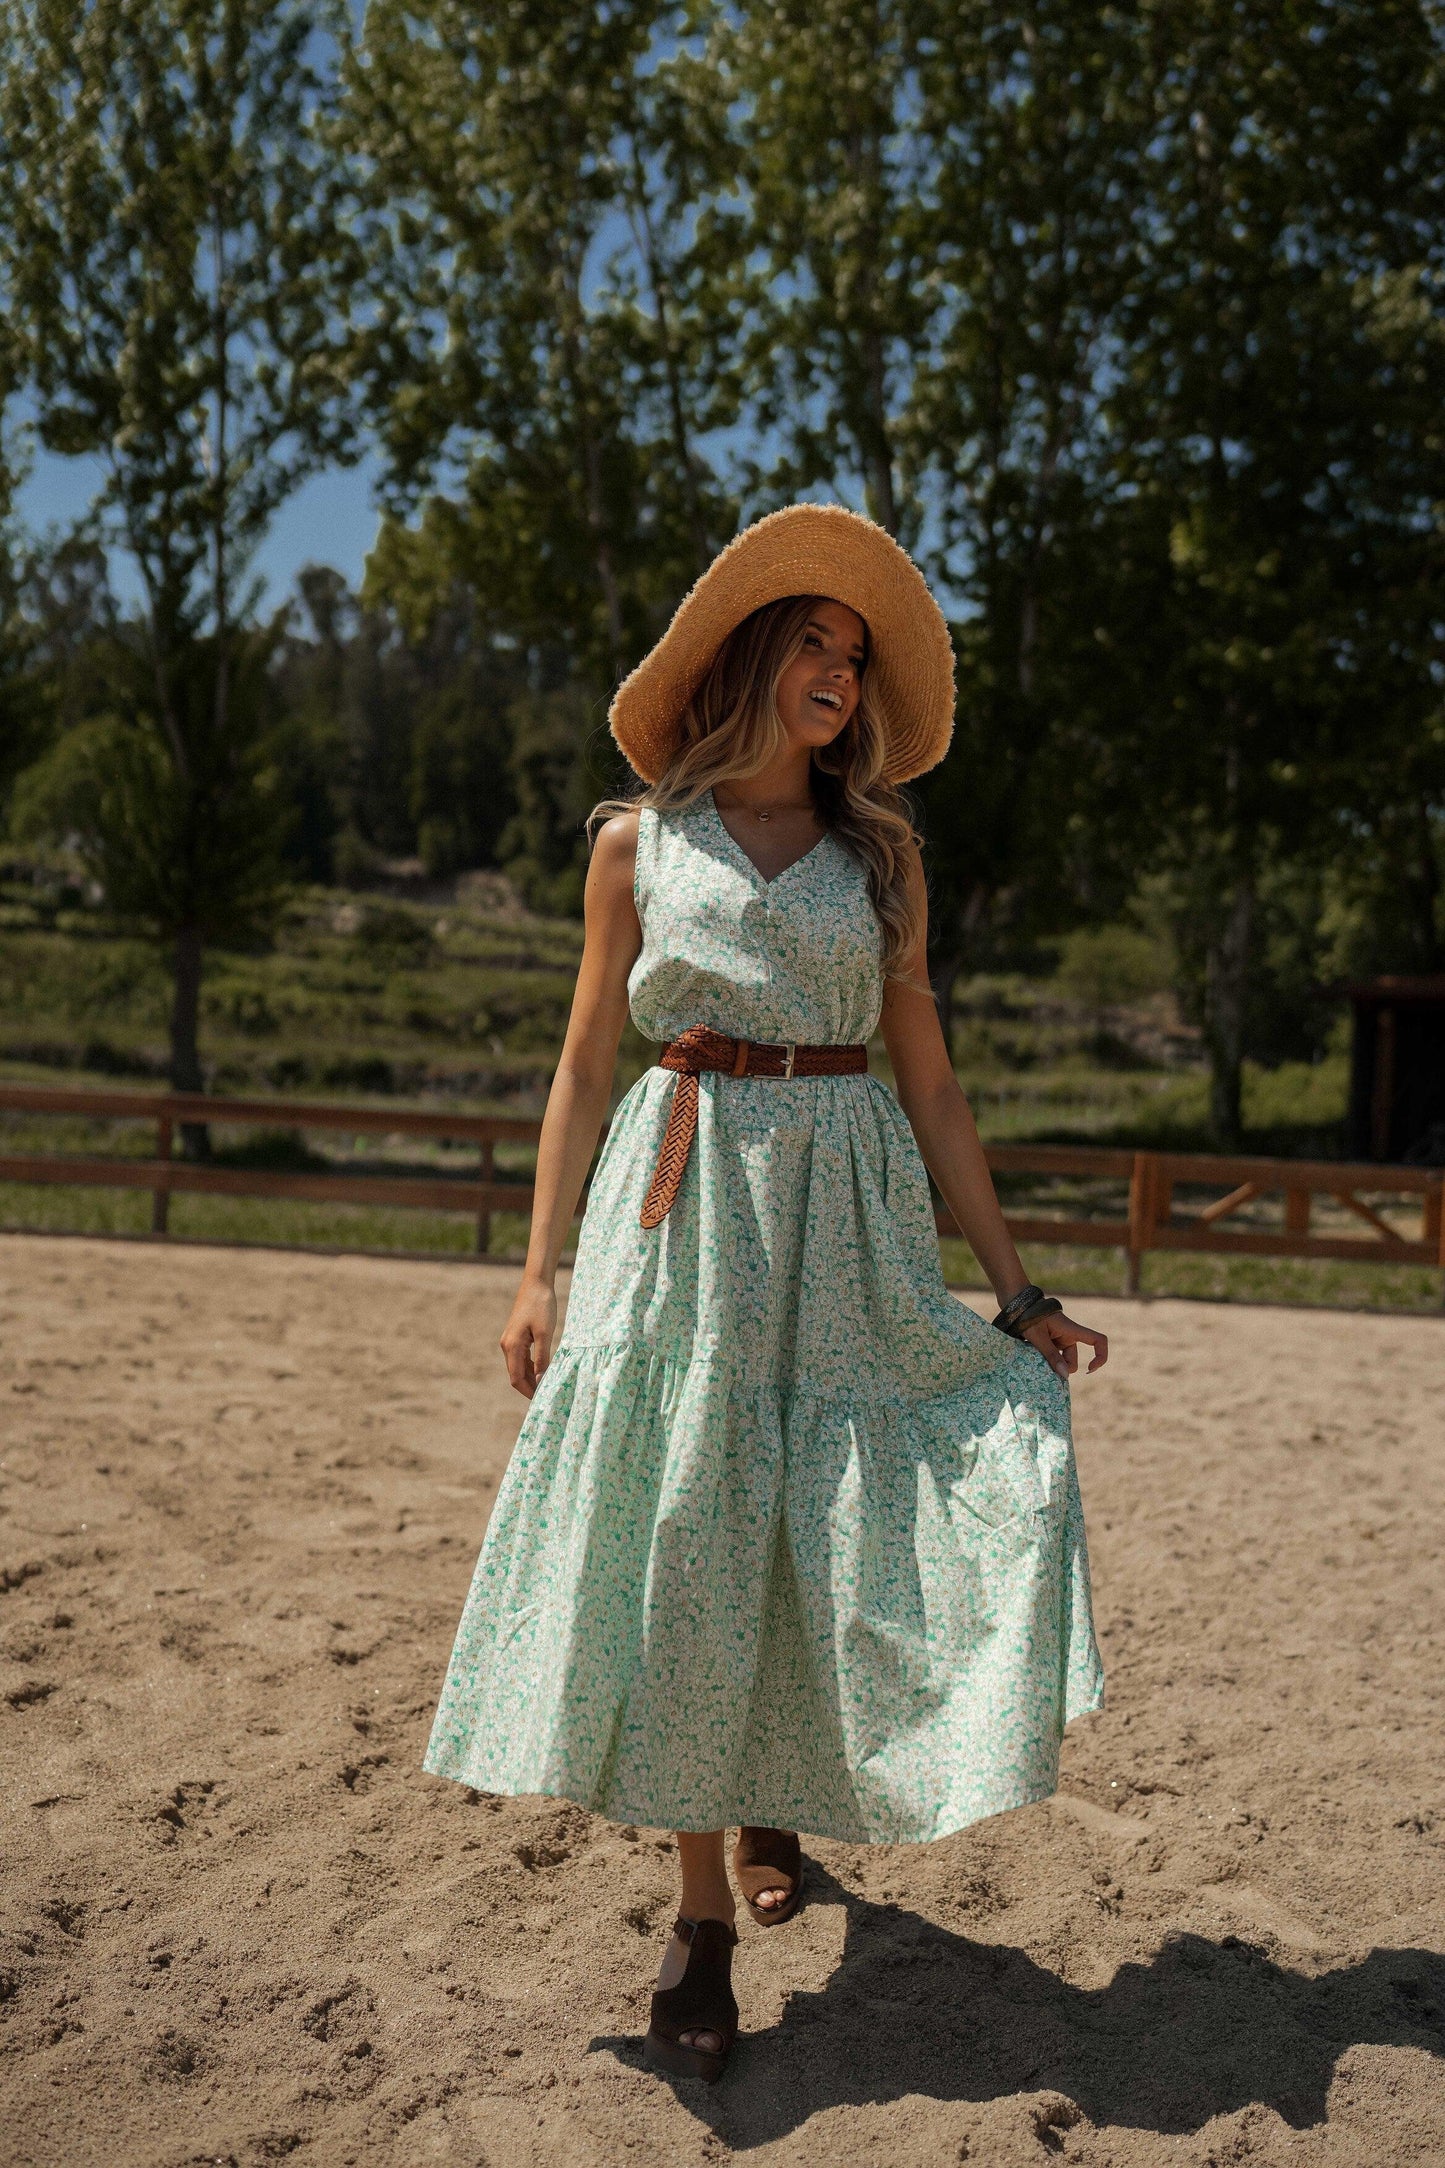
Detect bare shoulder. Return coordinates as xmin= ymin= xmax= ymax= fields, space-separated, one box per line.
xmin=585 ymin=809 xmax=642 ymax=911
xmin=589 ymin=809 xmax=641 ymax=872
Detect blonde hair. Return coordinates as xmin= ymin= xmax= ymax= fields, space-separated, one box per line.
xmin=590 ymin=595 xmax=925 ymax=980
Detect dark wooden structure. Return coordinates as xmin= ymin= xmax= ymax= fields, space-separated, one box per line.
xmin=1345 ymin=977 xmax=1445 ymax=1164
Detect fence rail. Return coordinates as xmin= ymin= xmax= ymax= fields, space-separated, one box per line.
xmin=0 ymin=1083 xmax=1441 ymax=1285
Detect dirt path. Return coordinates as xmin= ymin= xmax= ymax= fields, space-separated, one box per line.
xmin=1 ymin=1235 xmax=1442 ymax=2167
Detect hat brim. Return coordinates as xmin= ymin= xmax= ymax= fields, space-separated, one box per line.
xmin=608 ymin=504 xmax=956 ymax=785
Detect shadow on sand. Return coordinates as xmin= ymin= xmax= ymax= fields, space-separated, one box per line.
xmin=591 ymin=1868 xmax=1445 ymax=2145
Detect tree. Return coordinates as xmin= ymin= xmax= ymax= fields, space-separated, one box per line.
xmin=713 ymin=0 xmax=934 ymax=540
xmin=0 ymin=0 xmax=362 ymax=1121
xmin=905 ymin=5 xmax=1154 ymax=1035
xmin=343 ymin=0 xmax=734 ymax=698
xmin=0 ymin=347 xmax=53 ymax=811
xmin=1100 ymin=0 xmax=1445 ymax=1142
xmin=713 ymin=3 xmax=1154 ymax=1041
xmin=270 ymin=565 xmax=526 ymax=883
xmin=11 ymin=627 xmax=288 ymax=993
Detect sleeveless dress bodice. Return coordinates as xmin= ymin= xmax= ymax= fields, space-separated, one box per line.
xmin=425 ymin=797 xmax=1103 ymax=1844
xmin=627 ymin=792 xmax=884 ymax=1046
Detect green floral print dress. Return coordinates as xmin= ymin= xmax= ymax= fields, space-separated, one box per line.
xmin=424 ymin=793 xmax=1104 ymax=1843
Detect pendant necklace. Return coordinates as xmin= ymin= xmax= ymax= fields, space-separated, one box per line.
xmin=716 ymin=795 xmax=814 ymax=825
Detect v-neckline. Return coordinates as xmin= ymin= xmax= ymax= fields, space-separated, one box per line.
xmin=706 ymin=789 xmax=832 ymax=889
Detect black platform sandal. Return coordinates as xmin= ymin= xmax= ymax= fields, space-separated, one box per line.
xmin=733 ymin=1825 xmax=804 ymax=1927
xmin=643 ymin=1914 xmax=739 ymax=2085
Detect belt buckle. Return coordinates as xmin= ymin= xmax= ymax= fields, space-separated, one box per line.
xmin=782 ymin=1041 xmax=796 ymax=1079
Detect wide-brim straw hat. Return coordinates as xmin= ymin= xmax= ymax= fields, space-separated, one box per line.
xmin=608 ymin=504 xmax=956 ymax=784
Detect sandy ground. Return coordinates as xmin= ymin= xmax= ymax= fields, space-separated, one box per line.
xmin=0 ymin=1235 xmax=1442 ymax=2168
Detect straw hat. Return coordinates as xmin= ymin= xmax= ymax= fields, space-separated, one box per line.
xmin=608 ymin=504 xmax=956 ymax=784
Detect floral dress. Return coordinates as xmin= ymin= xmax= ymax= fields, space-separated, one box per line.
xmin=424 ymin=792 xmax=1104 ymax=1843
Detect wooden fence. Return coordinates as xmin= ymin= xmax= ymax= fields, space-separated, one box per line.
xmin=934 ymin=1142 xmax=1444 ymax=1291
xmin=0 ymin=1084 xmax=537 ymax=1253
xmin=0 ymin=1082 xmax=1441 ymax=1287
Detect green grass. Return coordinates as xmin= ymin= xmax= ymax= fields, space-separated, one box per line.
xmin=0 ymin=1180 xmax=554 ymax=1262
xmin=938 ymin=1238 xmax=1444 ymax=1315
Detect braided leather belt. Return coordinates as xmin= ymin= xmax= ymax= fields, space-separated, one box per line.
xmin=639 ymin=1024 xmax=869 ymax=1228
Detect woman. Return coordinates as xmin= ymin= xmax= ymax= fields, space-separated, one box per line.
xmin=424 ymin=504 xmax=1107 ymax=2085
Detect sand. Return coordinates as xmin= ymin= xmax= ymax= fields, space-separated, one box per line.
xmin=0 ymin=1233 xmax=1442 ymax=2168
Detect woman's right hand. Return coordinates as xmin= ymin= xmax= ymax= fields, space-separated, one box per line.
xmin=501 ymin=1276 xmax=557 ymax=1398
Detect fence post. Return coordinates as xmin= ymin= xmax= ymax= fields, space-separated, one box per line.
xmin=476 ymin=1137 xmax=494 ymax=1256
xmin=152 ymin=1115 xmax=173 ymax=1235
xmin=1126 ymin=1151 xmax=1155 ymax=1296
xmin=1285 ymin=1188 xmax=1311 ymax=1237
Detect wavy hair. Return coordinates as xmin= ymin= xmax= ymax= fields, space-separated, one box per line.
xmin=590 ymin=595 xmax=925 ymax=981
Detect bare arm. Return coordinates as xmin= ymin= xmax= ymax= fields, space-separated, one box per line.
xmin=500 ymin=813 xmax=642 ymax=1395
xmin=878 ymin=847 xmax=1107 ymax=1381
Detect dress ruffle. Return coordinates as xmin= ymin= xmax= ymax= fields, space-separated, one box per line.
xmin=424 ymin=1328 xmax=1102 ymax=1841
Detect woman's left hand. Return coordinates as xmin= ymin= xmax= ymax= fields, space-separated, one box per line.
xmin=1020 ymin=1311 xmax=1109 ymax=1380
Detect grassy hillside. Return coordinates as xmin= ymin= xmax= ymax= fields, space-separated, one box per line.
xmin=0 ymin=864 xmax=600 ymax=1104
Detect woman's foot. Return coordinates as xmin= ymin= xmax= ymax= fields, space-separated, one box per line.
xmin=659 ymin=1830 xmax=738 ymax=2059
xmin=645 ymin=1915 xmax=738 ymax=2082
xmin=733 ymin=1825 xmax=804 ymax=1926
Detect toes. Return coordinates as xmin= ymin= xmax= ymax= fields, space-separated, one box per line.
xmin=680 ymin=2029 xmax=723 ymax=2053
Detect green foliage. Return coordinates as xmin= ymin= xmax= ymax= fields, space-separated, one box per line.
xmin=0 ymin=0 xmax=363 ymax=635
xmin=0 ymin=863 xmax=587 ymax=1094
xmin=1054 ymin=926 xmax=1176 ymax=1020
xmin=10 ymin=629 xmax=286 ymax=945
xmin=0 ymin=363 xmax=54 ymax=812
xmin=496 ymin=681 xmax=615 ymax=916
xmin=272 ymin=566 xmax=528 ymax=883
xmin=343 ymin=0 xmax=736 ymax=688
xmin=1082 ymin=1 xmax=1445 ymax=1138
xmin=0 ymin=0 xmax=365 ymax=1089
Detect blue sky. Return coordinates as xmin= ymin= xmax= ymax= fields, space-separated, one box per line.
xmin=18 ymin=445 xmax=384 ymax=609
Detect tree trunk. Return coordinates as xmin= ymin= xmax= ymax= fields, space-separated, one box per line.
xmin=559 ymin=287 xmax=628 ymax=684
xmin=1203 ymin=871 xmax=1253 ymax=1149
xmin=583 ymin=432 xmax=628 ymax=683
xmin=861 ymin=329 xmax=898 ymax=537
xmin=628 ymin=140 xmax=711 ymax=574
xmin=170 ymin=923 xmax=210 ymax=1160
xmin=1410 ymin=793 xmax=1444 ymax=969
xmin=843 ymin=113 xmax=899 ymax=541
